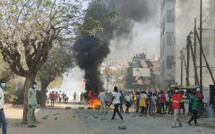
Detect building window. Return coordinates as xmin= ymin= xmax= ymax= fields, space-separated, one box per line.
xmin=166 ymin=32 xmax=174 ymax=46
xmin=166 ymin=9 xmax=175 ymax=22
xmin=166 ymin=56 xmax=174 ymax=69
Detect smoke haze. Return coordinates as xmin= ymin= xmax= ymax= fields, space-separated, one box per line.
xmin=72 ymin=0 xmax=160 ymax=94
xmin=175 ymin=0 xmax=210 ymax=83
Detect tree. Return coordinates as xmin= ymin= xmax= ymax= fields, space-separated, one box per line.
xmin=125 ymin=53 xmax=155 ymax=89
xmin=37 ymin=43 xmax=75 ymax=107
xmin=47 ymin=76 xmax=63 ymax=89
xmin=125 ymin=62 xmax=132 ymax=87
xmin=0 ymin=55 xmax=19 ymax=103
xmin=0 ymin=0 xmax=81 ymax=124
xmin=103 ymin=65 xmax=127 ymax=89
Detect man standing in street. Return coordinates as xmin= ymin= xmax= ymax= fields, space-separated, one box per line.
xmin=171 ymin=88 xmax=182 ymax=128
xmin=0 ymin=79 xmax=7 ymax=134
xmin=50 ymin=91 xmax=55 ymax=107
xmin=125 ymin=92 xmax=131 ymax=113
xmin=98 ymin=90 xmax=106 ymax=113
xmin=73 ymin=92 xmax=77 ymax=102
xmin=28 ymin=81 xmax=38 ymax=128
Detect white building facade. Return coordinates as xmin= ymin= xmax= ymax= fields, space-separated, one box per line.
xmin=160 ymin=0 xmax=176 ymax=90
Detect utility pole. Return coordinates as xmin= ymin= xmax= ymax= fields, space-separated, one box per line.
xmin=182 ymin=49 xmax=188 ymax=83
xmin=186 ymin=36 xmax=190 ymax=86
xmin=194 ymin=18 xmax=199 ymax=85
xmin=180 ymin=50 xmax=184 ymax=86
xmin=106 ymin=57 xmax=109 ymax=90
xmin=195 ymin=32 xmax=215 ymax=84
xmin=189 ymin=33 xmax=199 ymax=85
xmin=200 ymin=0 xmax=203 ymax=90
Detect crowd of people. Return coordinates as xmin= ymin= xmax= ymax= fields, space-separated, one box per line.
xmin=98 ymin=86 xmax=215 ymax=127
xmin=46 ymin=91 xmax=69 ymax=107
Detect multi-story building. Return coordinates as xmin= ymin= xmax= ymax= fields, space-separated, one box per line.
xmin=160 ymin=0 xmax=176 ymax=90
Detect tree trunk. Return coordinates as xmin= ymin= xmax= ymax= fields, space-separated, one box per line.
xmin=22 ymin=74 xmax=36 ymax=124
xmin=40 ymin=79 xmax=50 ymax=107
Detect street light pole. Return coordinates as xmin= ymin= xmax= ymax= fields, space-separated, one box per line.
xmin=200 ymin=0 xmax=203 ymax=91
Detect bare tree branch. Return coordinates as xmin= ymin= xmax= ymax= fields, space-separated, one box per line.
xmin=16 ymin=0 xmax=31 ymax=23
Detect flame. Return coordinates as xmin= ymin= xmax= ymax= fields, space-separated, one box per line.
xmin=88 ymin=98 xmax=101 ymax=109
xmin=86 ymin=90 xmax=101 ymax=109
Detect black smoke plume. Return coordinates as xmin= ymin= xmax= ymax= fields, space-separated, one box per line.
xmin=73 ymin=0 xmax=158 ymax=95
xmin=73 ymin=34 xmax=109 ymax=95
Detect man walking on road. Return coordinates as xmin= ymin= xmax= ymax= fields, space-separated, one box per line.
xmin=187 ymin=91 xmax=199 ymax=126
xmin=0 ymin=79 xmax=7 ymax=134
xmin=171 ymin=88 xmax=182 ymax=128
xmin=109 ymin=86 xmax=124 ymax=122
xmin=28 ymin=81 xmax=38 ymax=128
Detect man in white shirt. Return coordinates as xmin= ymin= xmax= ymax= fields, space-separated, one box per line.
xmin=58 ymin=91 xmax=62 ymax=104
xmin=0 ymin=79 xmax=7 ymax=134
xmin=98 ymin=90 xmax=106 ymax=112
xmin=109 ymin=86 xmax=124 ymax=122
xmin=165 ymin=92 xmax=170 ymax=114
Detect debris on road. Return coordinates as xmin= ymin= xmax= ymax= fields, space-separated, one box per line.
xmin=118 ymin=125 xmax=127 ymax=130
xmin=65 ymin=107 xmax=72 ymax=110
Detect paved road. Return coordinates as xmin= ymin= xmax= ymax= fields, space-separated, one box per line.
xmin=6 ymin=104 xmax=215 ymax=134
xmin=74 ymin=108 xmax=215 ymax=134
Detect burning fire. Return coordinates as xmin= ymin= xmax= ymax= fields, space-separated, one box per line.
xmin=88 ymin=98 xmax=101 ymax=109
xmin=86 ymin=90 xmax=101 ymax=109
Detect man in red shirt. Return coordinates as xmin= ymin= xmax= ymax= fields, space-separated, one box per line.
xmin=160 ymin=90 xmax=166 ymax=114
xmin=171 ymin=88 xmax=183 ymax=128
xmin=50 ymin=91 xmax=55 ymax=107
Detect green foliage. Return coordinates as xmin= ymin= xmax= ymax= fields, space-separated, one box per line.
xmin=103 ymin=66 xmax=127 ymax=89
xmin=105 ymin=8 xmax=118 ymax=20
xmin=0 ymin=0 xmax=84 ymax=79
xmin=79 ymin=0 xmax=117 ymax=36
xmin=80 ymin=17 xmax=103 ymax=36
xmin=48 ymin=76 xmax=63 ymax=89
xmin=37 ymin=41 xmax=75 ymax=88
xmin=0 ymin=55 xmax=13 ymax=80
xmin=125 ymin=63 xmax=132 ymax=87
xmin=0 ymin=54 xmax=21 ymax=103
xmin=4 ymin=85 xmax=18 ymax=103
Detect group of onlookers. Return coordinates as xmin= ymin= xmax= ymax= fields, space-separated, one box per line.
xmin=98 ymin=86 xmax=215 ymax=127
xmin=46 ymin=91 xmax=69 ymax=106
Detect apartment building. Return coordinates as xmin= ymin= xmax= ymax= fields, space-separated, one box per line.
xmin=160 ymin=0 xmax=176 ymax=90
